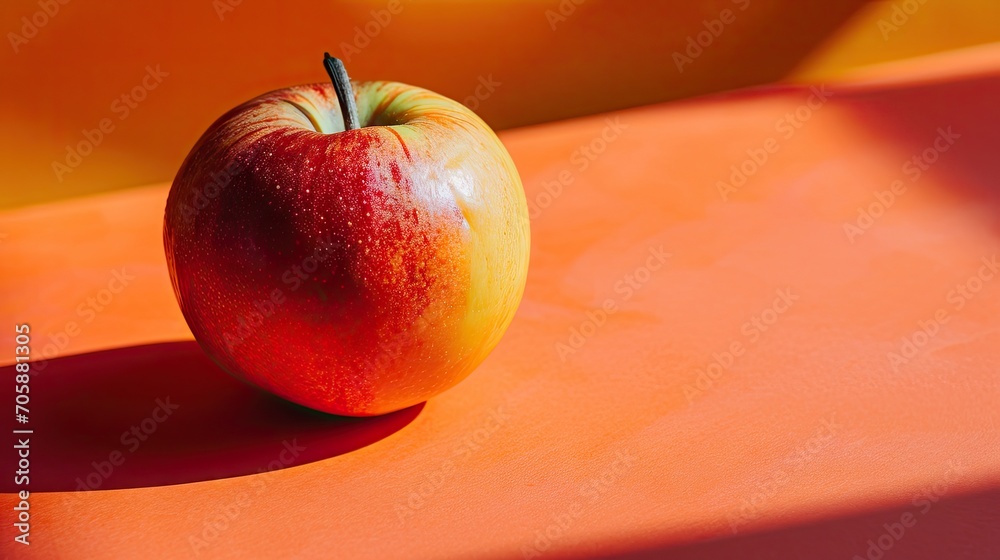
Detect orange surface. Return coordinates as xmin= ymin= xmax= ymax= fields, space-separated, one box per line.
xmin=3 ymin=48 xmax=1000 ymax=558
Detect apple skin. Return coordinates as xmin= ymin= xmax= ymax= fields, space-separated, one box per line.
xmin=163 ymin=81 xmax=529 ymax=416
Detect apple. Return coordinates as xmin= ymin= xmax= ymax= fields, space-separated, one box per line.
xmin=163 ymin=54 xmax=529 ymax=416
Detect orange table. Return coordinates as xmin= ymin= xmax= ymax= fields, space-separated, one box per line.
xmin=2 ymin=48 xmax=1000 ymax=559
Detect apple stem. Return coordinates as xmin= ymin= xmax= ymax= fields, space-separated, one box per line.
xmin=324 ymin=52 xmax=361 ymax=131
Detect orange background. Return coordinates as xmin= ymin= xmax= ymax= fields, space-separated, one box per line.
xmin=2 ymin=1 xmax=1000 ymax=559
xmin=2 ymin=0 xmax=1000 ymax=209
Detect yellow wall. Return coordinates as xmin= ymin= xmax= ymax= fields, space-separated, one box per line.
xmin=1 ymin=0 xmax=997 ymax=209
xmin=790 ymin=0 xmax=1000 ymax=81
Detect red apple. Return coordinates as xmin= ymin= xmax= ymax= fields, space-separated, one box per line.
xmin=163 ymin=55 xmax=529 ymax=416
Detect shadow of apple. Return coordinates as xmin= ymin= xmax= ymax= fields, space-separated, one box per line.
xmin=0 ymin=341 xmax=423 ymax=492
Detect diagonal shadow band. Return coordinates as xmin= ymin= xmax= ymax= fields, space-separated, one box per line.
xmin=578 ymin=485 xmax=1000 ymax=560
xmin=0 ymin=341 xmax=423 ymax=492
